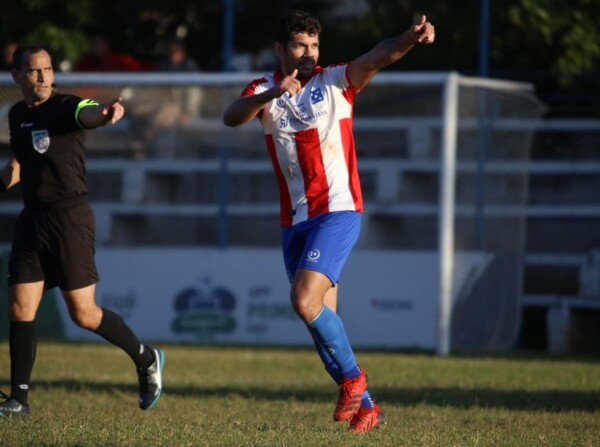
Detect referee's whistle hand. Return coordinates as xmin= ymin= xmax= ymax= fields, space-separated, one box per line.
xmin=102 ymin=97 xmax=125 ymax=124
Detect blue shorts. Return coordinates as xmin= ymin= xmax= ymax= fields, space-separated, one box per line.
xmin=281 ymin=211 xmax=361 ymax=285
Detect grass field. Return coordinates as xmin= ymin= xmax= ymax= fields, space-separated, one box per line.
xmin=1 ymin=342 xmax=599 ymax=446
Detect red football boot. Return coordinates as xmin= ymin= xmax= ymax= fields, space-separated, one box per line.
xmin=333 ymin=369 xmax=368 ymax=422
xmin=348 ymin=404 xmax=385 ymax=434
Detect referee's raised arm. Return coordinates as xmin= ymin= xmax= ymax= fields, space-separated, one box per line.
xmin=78 ymin=97 xmax=125 ymax=129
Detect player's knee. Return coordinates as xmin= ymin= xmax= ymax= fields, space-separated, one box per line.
xmin=69 ymin=307 xmax=101 ymax=330
xmin=9 ymin=302 xmax=35 ymax=321
xmin=291 ymin=292 xmax=320 ymax=322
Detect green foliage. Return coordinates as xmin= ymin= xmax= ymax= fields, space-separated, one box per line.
xmin=1 ymin=0 xmax=597 ymax=114
xmin=505 ymin=0 xmax=600 ymax=83
xmin=1 ymin=0 xmax=94 ymax=68
xmin=23 ymin=23 xmax=88 ymax=71
xmin=0 ymin=343 xmax=599 ymax=446
xmin=1 ymin=0 xmax=598 ymax=78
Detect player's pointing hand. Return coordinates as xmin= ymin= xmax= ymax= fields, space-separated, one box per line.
xmin=278 ymin=68 xmax=302 ymax=98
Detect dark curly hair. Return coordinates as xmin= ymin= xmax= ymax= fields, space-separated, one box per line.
xmin=275 ymin=10 xmax=322 ymax=46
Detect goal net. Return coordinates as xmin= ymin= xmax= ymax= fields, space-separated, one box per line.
xmin=443 ymin=76 xmax=547 ymax=353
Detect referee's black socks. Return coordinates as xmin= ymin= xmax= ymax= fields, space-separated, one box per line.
xmin=94 ymin=307 xmax=154 ymax=370
xmin=9 ymin=320 xmax=36 ymax=405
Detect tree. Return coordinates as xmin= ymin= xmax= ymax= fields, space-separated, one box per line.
xmin=499 ymin=0 xmax=600 ymax=80
xmin=494 ymin=0 xmax=600 ymax=115
xmin=0 ymin=0 xmax=95 ymax=67
xmin=359 ymin=0 xmax=600 ymax=115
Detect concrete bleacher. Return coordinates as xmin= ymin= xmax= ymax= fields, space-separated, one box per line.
xmin=0 ymin=111 xmax=599 ymax=352
xmin=520 ymin=120 xmax=600 ymax=353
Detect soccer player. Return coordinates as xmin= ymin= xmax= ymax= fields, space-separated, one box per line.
xmin=0 ymin=45 xmax=165 ymax=416
xmin=223 ymin=10 xmax=434 ymax=433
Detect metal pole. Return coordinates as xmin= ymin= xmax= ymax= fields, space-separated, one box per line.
xmin=437 ymin=72 xmax=459 ymax=356
xmin=476 ymin=0 xmax=492 ymax=249
xmin=218 ymin=0 xmax=234 ymax=248
xmin=223 ymin=0 xmax=234 ymax=72
xmin=479 ymin=0 xmax=490 ymax=77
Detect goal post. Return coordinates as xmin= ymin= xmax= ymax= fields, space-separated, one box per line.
xmin=438 ymin=74 xmax=546 ymax=354
xmin=438 ymin=72 xmax=460 ymax=356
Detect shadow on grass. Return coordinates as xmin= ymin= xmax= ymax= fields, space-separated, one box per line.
xmin=2 ymin=379 xmax=599 ymax=413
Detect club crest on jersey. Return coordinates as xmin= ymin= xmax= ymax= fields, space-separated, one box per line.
xmin=307 ymin=249 xmax=321 ymax=262
xmin=31 ymin=130 xmax=50 ymax=154
xmin=310 ymin=88 xmax=324 ymax=104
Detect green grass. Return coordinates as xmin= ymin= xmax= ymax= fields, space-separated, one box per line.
xmin=1 ymin=342 xmax=599 ymax=446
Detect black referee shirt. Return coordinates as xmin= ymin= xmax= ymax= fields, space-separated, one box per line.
xmin=8 ymin=93 xmax=89 ymax=208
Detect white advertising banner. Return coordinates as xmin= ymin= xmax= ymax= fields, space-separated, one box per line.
xmin=57 ymin=249 xmax=490 ymax=350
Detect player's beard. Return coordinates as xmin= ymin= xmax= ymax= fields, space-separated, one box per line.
xmin=296 ymin=60 xmax=315 ymax=79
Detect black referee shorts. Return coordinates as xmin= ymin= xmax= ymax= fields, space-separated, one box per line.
xmin=8 ymin=200 xmax=100 ymax=291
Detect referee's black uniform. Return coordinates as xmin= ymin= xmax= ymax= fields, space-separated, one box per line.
xmin=0 ymin=46 xmax=164 ymax=418
xmin=8 ymin=93 xmax=98 ymax=290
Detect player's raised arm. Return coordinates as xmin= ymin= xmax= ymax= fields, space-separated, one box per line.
xmin=78 ymin=97 xmax=125 ymax=129
xmin=223 ymin=69 xmax=302 ymax=127
xmin=348 ymin=14 xmax=435 ymax=90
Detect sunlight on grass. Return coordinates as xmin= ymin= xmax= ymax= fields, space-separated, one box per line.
xmin=1 ymin=343 xmax=599 ymax=446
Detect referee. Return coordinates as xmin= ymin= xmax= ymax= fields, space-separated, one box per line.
xmin=0 ymin=45 xmax=164 ymax=416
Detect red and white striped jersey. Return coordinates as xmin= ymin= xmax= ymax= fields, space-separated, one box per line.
xmin=242 ymin=64 xmax=364 ymax=227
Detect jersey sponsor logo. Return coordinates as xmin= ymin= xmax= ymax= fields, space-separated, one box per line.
xmin=310 ymin=87 xmax=324 ymax=104
xmin=20 ymin=122 xmax=33 ymax=128
xmin=296 ymin=102 xmax=309 ymax=118
xmin=278 ymin=109 xmax=329 ymax=129
xmin=31 ymin=129 xmax=50 ymax=154
xmin=307 ymin=249 xmax=321 ymax=262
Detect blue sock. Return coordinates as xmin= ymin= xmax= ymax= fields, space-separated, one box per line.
xmin=310 ymin=332 xmax=343 ymax=383
xmin=361 ymin=392 xmax=374 ymax=409
xmin=307 ymin=306 xmax=360 ymax=379
xmin=310 ymin=329 xmax=374 ymax=408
